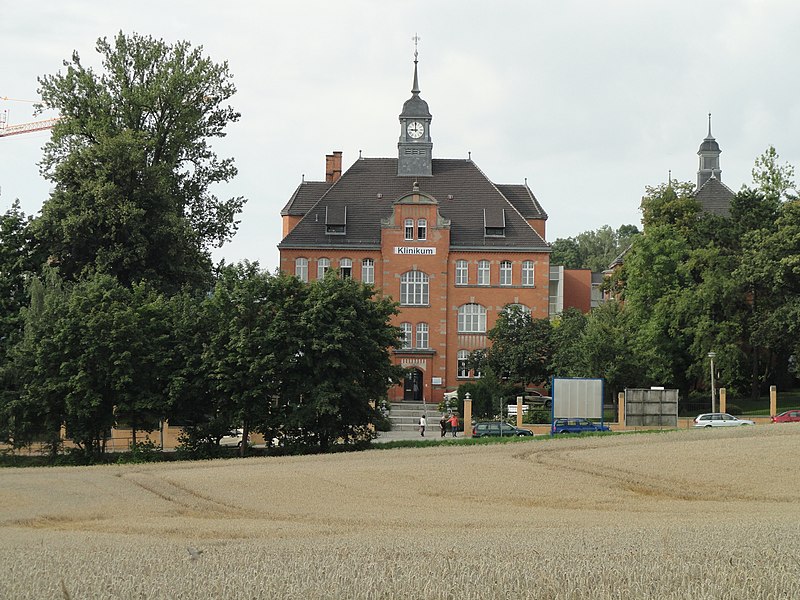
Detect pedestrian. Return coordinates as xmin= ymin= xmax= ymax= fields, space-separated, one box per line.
xmin=449 ymin=413 xmax=459 ymax=437
xmin=440 ymin=414 xmax=447 ymax=437
xmin=419 ymin=414 xmax=426 ymax=437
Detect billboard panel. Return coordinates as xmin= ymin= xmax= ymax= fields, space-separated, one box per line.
xmin=552 ymin=378 xmax=604 ymax=419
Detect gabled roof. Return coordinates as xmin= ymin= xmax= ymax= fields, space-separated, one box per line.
xmin=278 ymin=157 xmax=550 ymax=251
xmin=694 ymin=175 xmax=735 ymax=216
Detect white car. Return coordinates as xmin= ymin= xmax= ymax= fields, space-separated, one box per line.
xmin=220 ymin=429 xmax=250 ymax=447
xmin=693 ymin=413 xmax=755 ymax=428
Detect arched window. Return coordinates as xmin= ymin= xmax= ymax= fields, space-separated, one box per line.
xmin=457 ymin=350 xmax=470 ymax=378
xmin=458 ymin=303 xmax=486 ymax=333
xmin=416 ymin=323 xmax=429 ymax=349
xmin=400 ymin=271 xmax=429 ymax=306
xmin=400 ymin=322 xmax=412 ymax=349
xmin=404 ymin=218 xmax=414 ymax=240
xmin=455 ymin=259 xmax=468 ymax=285
xmin=417 ymin=218 xmax=427 ymax=240
xmin=361 ymin=258 xmax=374 ymax=284
xmin=477 ymin=260 xmax=490 ymax=286
xmin=295 ymin=257 xmax=308 ymax=283
xmin=500 ymin=260 xmax=512 ymax=286
xmin=317 ymin=258 xmax=330 ymax=279
xmin=521 ymin=261 xmax=534 ymax=286
xmin=339 ymin=257 xmax=352 ymax=278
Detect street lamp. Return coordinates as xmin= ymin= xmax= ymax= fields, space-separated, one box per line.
xmin=708 ymin=351 xmax=717 ymax=413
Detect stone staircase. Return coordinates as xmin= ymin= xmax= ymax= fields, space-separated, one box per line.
xmin=388 ymin=401 xmax=445 ymax=432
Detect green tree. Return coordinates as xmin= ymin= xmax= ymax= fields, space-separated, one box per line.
xmin=483 ymin=305 xmax=553 ymax=389
xmin=751 ymin=145 xmax=796 ymax=203
xmin=33 ymin=32 xmax=245 ymax=293
xmin=550 ymin=224 xmax=641 ymax=272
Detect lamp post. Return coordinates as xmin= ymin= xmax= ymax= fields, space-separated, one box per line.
xmin=708 ymin=351 xmax=717 ymax=413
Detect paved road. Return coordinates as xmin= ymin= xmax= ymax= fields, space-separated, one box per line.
xmin=372 ymin=429 xmax=467 ymax=443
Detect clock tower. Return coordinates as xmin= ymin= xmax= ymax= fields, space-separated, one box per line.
xmin=398 ymin=39 xmax=433 ymax=177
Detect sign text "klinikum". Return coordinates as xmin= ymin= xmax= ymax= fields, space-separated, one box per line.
xmin=394 ymin=247 xmax=436 ymax=255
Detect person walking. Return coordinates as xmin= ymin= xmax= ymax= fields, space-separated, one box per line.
xmin=440 ymin=414 xmax=447 ymax=437
xmin=419 ymin=414 xmax=426 ymax=437
xmin=449 ymin=413 xmax=459 ymax=437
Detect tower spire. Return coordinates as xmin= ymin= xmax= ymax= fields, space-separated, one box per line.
xmin=707 ymin=112 xmax=713 ymax=138
xmin=411 ymin=34 xmax=421 ymax=94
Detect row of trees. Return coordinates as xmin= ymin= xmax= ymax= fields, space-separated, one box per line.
xmin=1 ymin=266 xmax=401 ymax=457
xmin=0 ymin=32 xmax=403 ymax=458
xmin=475 ymin=147 xmax=799 ymax=409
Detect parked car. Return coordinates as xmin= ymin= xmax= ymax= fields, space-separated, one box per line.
xmin=551 ymin=418 xmax=611 ymax=434
xmin=519 ymin=390 xmax=553 ymax=409
xmin=220 ymin=429 xmax=251 ymax=447
xmin=693 ymin=413 xmax=755 ymax=428
xmin=472 ymin=421 xmax=534 ymax=438
xmin=771 ymin=410 xmax=800 ymax=423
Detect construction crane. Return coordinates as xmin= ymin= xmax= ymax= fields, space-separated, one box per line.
xmin=0 ymin=96 xmax=60 ymax=138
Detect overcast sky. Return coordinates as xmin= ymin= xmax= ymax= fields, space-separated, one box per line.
xmin=2 ymin=1 xmax=799 ymax=271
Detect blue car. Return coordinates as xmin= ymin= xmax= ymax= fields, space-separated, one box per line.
xmin=551 ymin=418 xmax=611 ymax=435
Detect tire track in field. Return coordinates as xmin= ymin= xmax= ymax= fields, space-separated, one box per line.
xmin=511 ymin=441 xmax=799 ymax=505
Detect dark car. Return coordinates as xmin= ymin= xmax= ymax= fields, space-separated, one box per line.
xmin=772 ymin=410 xmax=800 ymax=423
xmin=472 ymin=421 xmax=534 ymax=438
xmin=551 ymin=418 xmax=611 ymax=434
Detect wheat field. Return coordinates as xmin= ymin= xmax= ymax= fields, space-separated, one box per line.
xmin=1 ymin=426 xmax=799 ymax=599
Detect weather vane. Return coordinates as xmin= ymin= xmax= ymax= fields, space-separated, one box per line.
xmin=412 ymin=34 xmax=421 ymax=60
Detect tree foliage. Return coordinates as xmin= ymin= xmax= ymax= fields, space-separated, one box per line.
xmin=33 ymin=32 xmax=245 ymax=293
xmin=550 ymin=224 xmax=640 ymax=271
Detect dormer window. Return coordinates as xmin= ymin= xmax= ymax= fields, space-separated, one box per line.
xmin=484 ymin=208 xmax=506 ymax=237
xmin=325 ymin=205 xmax=347 ymax=235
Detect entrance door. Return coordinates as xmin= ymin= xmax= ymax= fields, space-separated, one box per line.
xmin=403 ymin=369 xmax=423 ymax=402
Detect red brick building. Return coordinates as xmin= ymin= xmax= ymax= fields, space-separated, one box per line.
xmin=278 ymin=54 xmax=551 ymax=404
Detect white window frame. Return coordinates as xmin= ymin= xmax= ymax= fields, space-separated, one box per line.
xmin=317 ymin=258 xmax=330 ymax=279
xmin=521 ymin=260 xmax=534 ymax=287
xmin=458 ymin=303 xmax=487 ymax=333
xmin=457 ymin=350 xmax=470 ymax=378
xmin=455 ymin=259 xmax=468 ymax=285
xmin=400 ymin=322 xmax=412 ymax=349
xmin=404 ymin=218 xmax=414 ymax=240
xmin=416 ymin=323 xmax=429 ymax=349
xmin=339 ymin=257 xmax=352 ymax=279
xmin=477 ymin=260 xmax=490 ymax=286
xmin=499 ymin=260 xmax=512 ymax=286
xmin=417 ymin=218 xmax=427 ymax=240
xmin=295 ymin=257 xmax=308 ymax=283
xmin=400 ymin=271 xmax=429 ymax=306
xmin=361 ymin=258 xmax=375 ymax=284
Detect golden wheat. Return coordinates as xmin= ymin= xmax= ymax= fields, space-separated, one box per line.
xmin=1 ymin=425 xmax=799 ymax=599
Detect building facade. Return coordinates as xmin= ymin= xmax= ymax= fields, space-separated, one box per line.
xmin=278 ymin=54 xmax=551 ymax=404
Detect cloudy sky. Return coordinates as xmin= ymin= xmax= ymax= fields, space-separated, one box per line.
xmin=2 ymin=0 xmax=798 ymax=271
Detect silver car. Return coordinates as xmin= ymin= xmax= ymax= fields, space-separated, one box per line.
xmin=693 ymin=413 xmax=755 ymax=427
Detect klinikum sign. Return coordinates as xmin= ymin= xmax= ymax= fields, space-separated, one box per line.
xmin=394 ymin=247 xmax=436 ymax=255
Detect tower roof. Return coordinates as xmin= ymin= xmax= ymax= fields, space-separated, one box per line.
xmin=400 ymin=52 xmax=431 ymax=119
xmin=698 ymin=113 xmax=720 ymax=154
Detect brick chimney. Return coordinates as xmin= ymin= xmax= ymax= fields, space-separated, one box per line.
xmin=325 ymin=151 xmax=343 ymax=183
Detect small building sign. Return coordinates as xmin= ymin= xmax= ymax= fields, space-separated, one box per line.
xmin=394 ymin=246 xmax=436 ymax=255
xmin=431 ymin=377 xmax=442 ymax=385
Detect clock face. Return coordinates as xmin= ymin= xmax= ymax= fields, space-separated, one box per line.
xmin=407 ymin=121 xmax=424 ymax=139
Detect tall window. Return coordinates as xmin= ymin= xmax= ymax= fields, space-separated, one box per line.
xmin=455 ymin=259 xmax=468 ymax=285
xmin=477 ymin=260 xmax=490 ymax=286
xmin=295 ymin=257 xmax=308 ymax=283
xmin=416 ymin=323 xmax=429 ymax=349
xmin=417 ymin=218 xmax=427 ymax=240
xmin=400 ymin=271 xmax=429 ymax=306
xmin=361 ymin=258 xmax=375 ymax=284
xmin=317 ymin=258 xmax=330 ymax=279
xmin=458 ymin=303 xmax=486 ymax=333
xmin=400 ymin=322 xmax=412 ymax=349
xmin=339 ymin=258 xmax=352 ymax=278
xmin=457 ymin=350 xmax=470 ymax=378
xmin=500 ymin=260 xmax=512 ymax=286
xmin=521 ymin=260 xmax=534 ymax=286
xmin=404 ymin=218 xmax=414 ymax=240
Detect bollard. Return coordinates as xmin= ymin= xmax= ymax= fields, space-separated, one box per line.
xmin=463 ymin=396 xmax=472 ymax=438
xmin=618 ymin=392 xmax=625 ymax=428
xmin=770 ymin=385 xmax=777 ymax=417
xmin=516 ymin=396 xmax=523 ymax=428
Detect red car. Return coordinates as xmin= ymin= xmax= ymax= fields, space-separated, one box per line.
xmin=772 ymin=410 xmax=800 ymax=423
